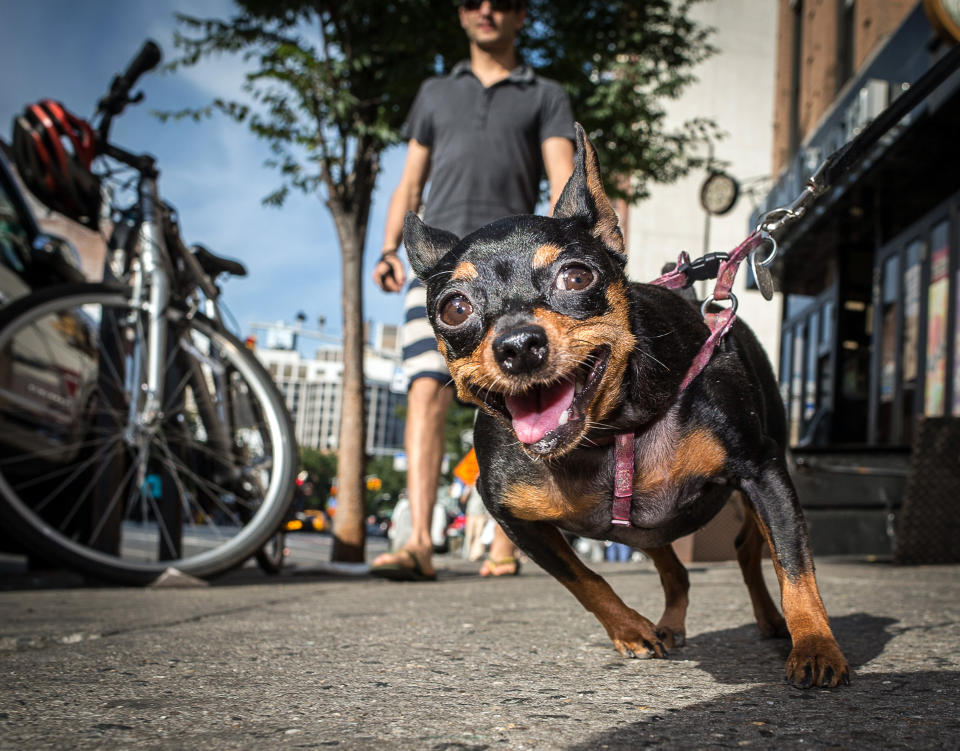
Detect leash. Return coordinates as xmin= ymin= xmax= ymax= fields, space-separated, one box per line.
xmin=610 ymin=41 xmax=960 ymax=527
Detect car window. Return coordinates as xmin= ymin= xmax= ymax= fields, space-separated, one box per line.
xmin=0 ymin=176 xmax=31 ymax=275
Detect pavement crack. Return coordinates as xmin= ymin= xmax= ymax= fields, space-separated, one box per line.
xmin=1 ymin=595 xmax=295 ymax=655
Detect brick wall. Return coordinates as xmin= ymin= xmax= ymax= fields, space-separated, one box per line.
xmin=854 ymin=0 xmax=916 ymax=68
xmin=771 ymin=0 xmax=916 ymax=175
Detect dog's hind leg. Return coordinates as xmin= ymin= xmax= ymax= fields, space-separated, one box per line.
xmin=739 ymin=447 xmax=849 ymax=688
xmin=642 ymin=545 xmax=689 ymax=648
xmin=734 ymin=498 xmax=788 ymax=638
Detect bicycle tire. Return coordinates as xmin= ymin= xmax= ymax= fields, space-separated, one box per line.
xmin=0 ymin=282 xmax=296 ymax=584
xmin=255 ymin=530 xmax=287 ymax=575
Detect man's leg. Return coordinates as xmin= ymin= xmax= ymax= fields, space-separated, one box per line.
xmin=479 ymin=523 xmax=521 ymax=576
xmin=372 ymin=376 xmax=452 ymax=577
xmin=465 ymin=515 xmax=487 ymax=560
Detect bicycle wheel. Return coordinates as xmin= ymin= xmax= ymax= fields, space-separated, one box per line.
xmin=255 ymin=530 xmax=288 ymax=575
xmin=0 ymin=282 xmax=296 ymax=584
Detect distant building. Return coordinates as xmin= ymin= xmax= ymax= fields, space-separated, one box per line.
xmin=254 ymin=322 xmax=406 ymax=456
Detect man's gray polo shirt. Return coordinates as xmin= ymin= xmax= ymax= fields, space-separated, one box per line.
xmin=403 ymin=60 xmax=575 ymax=239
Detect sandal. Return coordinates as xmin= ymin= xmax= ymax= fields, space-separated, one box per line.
xmin=478 ymin=555 xmax=521 ymax=577
xmin=370 ymin=549 xmax=436 ymax=582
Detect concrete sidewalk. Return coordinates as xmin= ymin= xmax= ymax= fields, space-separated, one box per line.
xmin=1 ymin=554 xmax=958 ymax=749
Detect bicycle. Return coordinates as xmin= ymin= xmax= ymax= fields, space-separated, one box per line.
xmin=0 ymin=40 xmax=296 ymax=584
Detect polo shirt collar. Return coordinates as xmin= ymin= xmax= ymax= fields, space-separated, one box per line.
xmin=451 ymin=60 xmax=535 ymax=84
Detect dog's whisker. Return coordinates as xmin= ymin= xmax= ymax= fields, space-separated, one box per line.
xmin=635 ymin=348 xmax=670 ymax=370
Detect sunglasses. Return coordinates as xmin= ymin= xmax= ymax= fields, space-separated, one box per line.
xmin=461 ymin=0 xmax=522 ymax=11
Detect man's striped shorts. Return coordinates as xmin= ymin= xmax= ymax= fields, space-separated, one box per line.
xmin=401 ymin=278 xmax=449 ymax=387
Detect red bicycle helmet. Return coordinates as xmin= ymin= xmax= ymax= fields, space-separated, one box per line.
xmin=12 ymin=99 xmax=101 ymax=228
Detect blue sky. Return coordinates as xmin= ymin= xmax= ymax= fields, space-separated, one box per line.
xmin=0 ymin=1 xmax=408 ymax=344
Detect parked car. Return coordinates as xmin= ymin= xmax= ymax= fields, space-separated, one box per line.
xmin=0 ymin=142 xmax=89 ymax=559
xmin=284 ymin=509 xmax=329 ymax=533
xmin=0 ymin=140 xmax=85 ymax=307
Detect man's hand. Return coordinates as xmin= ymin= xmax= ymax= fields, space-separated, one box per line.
xmin=374 ymin=249 xmax=406 ymax=293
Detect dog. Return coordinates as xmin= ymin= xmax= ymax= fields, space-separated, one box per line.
xmin=402 ymin=123 xmax=849 ymax=688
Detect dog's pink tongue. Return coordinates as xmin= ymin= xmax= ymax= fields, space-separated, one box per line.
xmin=505 ymin=381 xmax=575 ymax=444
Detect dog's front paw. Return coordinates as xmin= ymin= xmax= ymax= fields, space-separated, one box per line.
xmin=785 ymin=637 xmax=850 ymax=688
xmin=608 ymin=612 xmax=669 ymax=659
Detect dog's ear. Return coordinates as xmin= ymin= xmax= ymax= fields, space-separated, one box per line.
xmin=403 ymin=212 xmax=461 ymax=280
xmin=553 ymin=123 xmax=625 ymax=262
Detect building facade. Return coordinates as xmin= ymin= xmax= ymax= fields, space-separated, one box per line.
xmin=254 ymin=323 xmax=406 ymax=457
xmin=754 ymin=1 xmax=960 ymax=559
xmin=625 ymin=0 xmax=781 ymax=361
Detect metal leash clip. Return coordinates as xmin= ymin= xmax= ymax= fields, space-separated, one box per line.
xmin=749 ymin=230 xmax=778 ymax=300
xmin=701 ymin=291 xmax=738 ymax=318
xmin=748 ymin=160 xmax=831 ymax=300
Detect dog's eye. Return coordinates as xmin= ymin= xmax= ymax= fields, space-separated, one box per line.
xmin=439 ymin=294 xmax=474 ymax=326
xmin=556 ymin=264 xmax=594 ymax=291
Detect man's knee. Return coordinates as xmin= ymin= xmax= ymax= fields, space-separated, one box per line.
xmin=408 ymin=377 xmax=452 ymax=409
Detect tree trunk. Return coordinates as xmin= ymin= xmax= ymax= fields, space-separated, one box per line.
xmin=329 ymin=203 xmax=367 ymax=563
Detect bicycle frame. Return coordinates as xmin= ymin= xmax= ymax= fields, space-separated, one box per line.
xmin=131 ymin=172 xmax=169 ymax=430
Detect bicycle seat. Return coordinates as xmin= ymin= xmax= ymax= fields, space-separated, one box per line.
xmin=191 ymin=244 xmax=247 ymax=278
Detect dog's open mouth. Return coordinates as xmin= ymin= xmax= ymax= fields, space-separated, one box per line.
xmin=474 ymin=347 xmax=610 ymax=453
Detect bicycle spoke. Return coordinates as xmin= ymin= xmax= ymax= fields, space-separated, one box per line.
xmin=162 ymin=365 xmax=195 ymax=417
xmin=27 ymin=436 xmax=122 ymax=519
xmin=152 ymin=430 xmax=207 ymax=531
xmin=84 ymin=444 xmax=143 ymax=547
xmin=0 ymin=433 xmax=113 ymax=471
xmin=153 ymin=431 xmax=246 ymax=527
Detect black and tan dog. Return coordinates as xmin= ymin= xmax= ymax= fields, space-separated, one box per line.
xmin=403 ymin=124 xmax=849 ymax=688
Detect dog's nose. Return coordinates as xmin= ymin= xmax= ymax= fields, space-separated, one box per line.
xmin=493 ymin=325 xmax=549 ymax=375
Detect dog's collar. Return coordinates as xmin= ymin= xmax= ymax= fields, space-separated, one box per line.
xmin=576 ymin=431 xmax=635 ymax=526
xmin=611 ymin=433 xmax=634 ymax=526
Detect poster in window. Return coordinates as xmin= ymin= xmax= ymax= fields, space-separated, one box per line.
xmin=954 ymin=267 xmax=960 ymax=416
xmin=790 ymin=327 xmax=804 ymax=446
xmin=880 ymin=255 xmax=899 ymax=403
xmin=902 ymin=243 xmax=922 ymax=383
xmin=804 ymin=311 xmax=819 ymax=422
xmin=925 ymin=226 xmax=949 ymax=415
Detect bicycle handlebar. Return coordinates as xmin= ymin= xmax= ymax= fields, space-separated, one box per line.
xmin=97 ymin=40 xmax=162 ymax=143
xmin=92 ymin=41 xmax=223 ymax=300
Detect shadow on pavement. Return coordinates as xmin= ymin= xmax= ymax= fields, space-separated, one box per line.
xmin=681 ymin=613 xmax=899 ymax=687
xmin=565 ymin=614 xmax=960 ymax=750
xmin=566 ymin=669 xmax=960 ymax=750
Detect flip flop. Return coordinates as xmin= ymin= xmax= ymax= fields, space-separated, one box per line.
xmin=369 ymin=549 xmax=436 ymax=582
xmin=478 ymin=555 xmax=521 ymax=577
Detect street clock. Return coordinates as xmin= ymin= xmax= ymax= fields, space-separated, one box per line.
xmin=925 ymin=0 xmax=960 ymax=43
xmin=699 ymin=171 xmax=740 ymax=216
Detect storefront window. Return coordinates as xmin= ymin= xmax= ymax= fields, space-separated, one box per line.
xmin=785 ymin=294 xmax=815 ymax=319
xmin=925 ymin=220 xmax=950 ymax=416
xmin=821 ymin=300 xmax=834 ymax=347
xmin=902 ymin=240 xmax=922 ymax=383
xmin=877 ymin=253 xmax=899 ymax=443
xmin=790 ymin=324 xmax=805 ymax=446
xmin=818 ymin=303 xmax=833 ymax=429
xmin=901 ymin=240 xmax=923 ymax=443
xmin=804 ymin=310 xmax=820 ymax=422
xmin=780 ymin=328 xmax=792 ymax=409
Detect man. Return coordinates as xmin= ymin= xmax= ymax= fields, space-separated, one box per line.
xmin=371 ymin=0 xmax=575 ymax=581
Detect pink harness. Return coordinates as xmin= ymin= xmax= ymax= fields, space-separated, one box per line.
xmin=610 ymin=229 xmax=771 ymax=526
